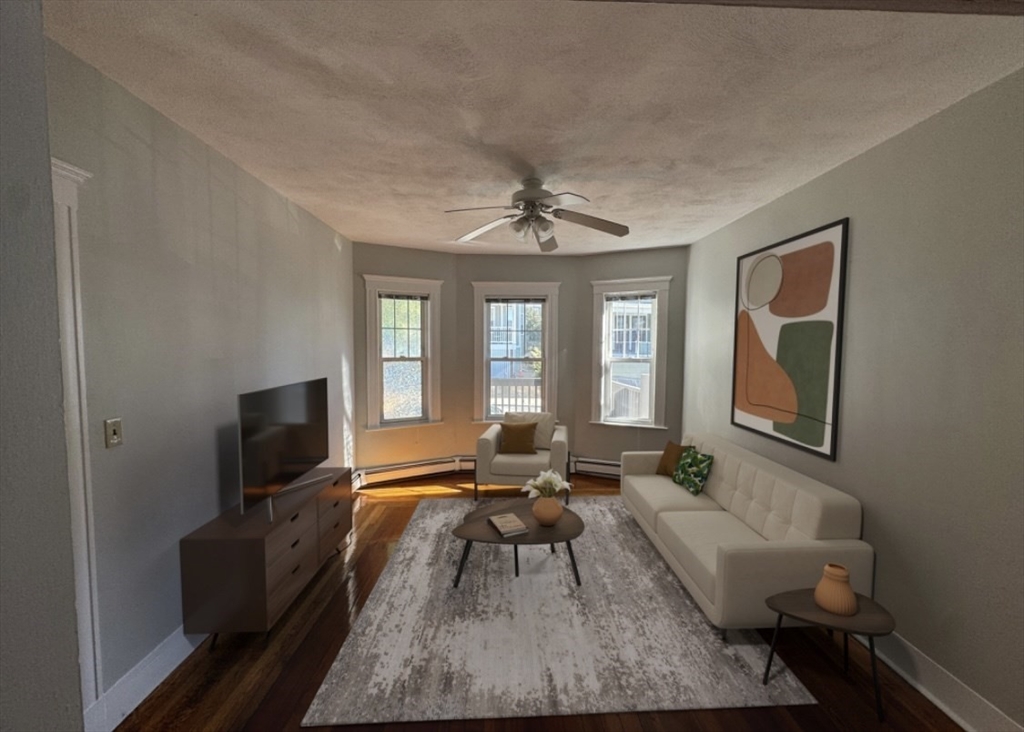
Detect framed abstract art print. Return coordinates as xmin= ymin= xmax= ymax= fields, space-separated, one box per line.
xmin=731 ymin=218 xmax=849 ymax=460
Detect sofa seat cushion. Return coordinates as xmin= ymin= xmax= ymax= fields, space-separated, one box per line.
xmin=489 ymin=451 xmax=553 ymax=478
xmin=622 ymin=474 xmax=720 ymax=529
xmin=657 ymin=511 xmax=766 ymax=603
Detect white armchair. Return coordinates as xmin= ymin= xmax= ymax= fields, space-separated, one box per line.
xmin=474 ymin=418 xmax=569 ymax=501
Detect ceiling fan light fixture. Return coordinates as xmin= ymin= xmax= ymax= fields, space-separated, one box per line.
xmin=509 ymin=217 xmax=530 ymax=241
xmin=534 ymin=216 xmax=555 ymax=242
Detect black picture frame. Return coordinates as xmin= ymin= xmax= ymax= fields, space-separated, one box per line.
xmin=730 ymin=218 xmax=849 ymax=460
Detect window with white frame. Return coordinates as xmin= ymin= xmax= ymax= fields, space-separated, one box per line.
xmin=473 ymin=282 xmax=559 ymax=421
xmin=592 ymin=277 xmax=671 ymax=427
xmin=364 ymin=275 xmax=442 ymax=429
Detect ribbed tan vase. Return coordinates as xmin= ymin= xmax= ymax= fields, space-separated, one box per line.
xmin=814 ymin=563 xmax=858 ymax=616
xmin=532 ymin=496 xmax=563 ymax=526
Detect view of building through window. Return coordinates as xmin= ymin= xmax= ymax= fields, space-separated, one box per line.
xmin=380 ymin=294 xmax=426 ymax=422
xmin=485 ymin=298 xmax=544 ymax=418
xmin=603 ymin=294 xmax=655 ymax=422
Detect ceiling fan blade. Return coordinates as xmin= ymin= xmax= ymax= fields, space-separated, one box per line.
xmin=537 ymin=233 xmax=558 ymax=253
xmin=552 ymin=208 xmax=629 ymax=237
xmin=445 ymin=205 xmax=518 ymax=213
xmin=537 ymin=192 xmax=590 ymax=208
xmin=456 ymin=214 xmax=518 ymax=243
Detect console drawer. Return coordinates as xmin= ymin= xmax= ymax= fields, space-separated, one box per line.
xmin=265 ymin=502 xmax=316 ymax=566
xmin=266 ymin=538 xmax=317 ymax=626
xmin=266 ymin=524 xmax=316 ymax=594
xmin=318 ymin=517 xmax=349 ymax=562
xmin=318 ymin=495 xmax=347 ymax=533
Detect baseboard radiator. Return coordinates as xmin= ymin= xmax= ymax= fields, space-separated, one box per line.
xmin=353 ymin=455 xmax=621 ymax=489
xmin=354 ymin=457 xmax=474 ymax=489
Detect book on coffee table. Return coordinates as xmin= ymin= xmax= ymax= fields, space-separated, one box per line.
xmin=488 ymin=513 xmax=529 ymax=537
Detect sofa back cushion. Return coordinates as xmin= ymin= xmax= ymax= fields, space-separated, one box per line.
xmin=684 ymin=433 xmax=863 ymax=541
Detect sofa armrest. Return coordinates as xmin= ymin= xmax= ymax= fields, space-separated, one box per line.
xmin=715 ymin=540 xmax=875 ymax=628
xmin=550 ymin=425 xmax=569 ymax=476
xmin=476 ymin=424 xmax=501 ymax=467
xmin=621 ymin=451 xmax=662 ymax=477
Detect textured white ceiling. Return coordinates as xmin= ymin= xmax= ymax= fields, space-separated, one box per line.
xmin=42 ymin=1 xmax=1023 ymax=255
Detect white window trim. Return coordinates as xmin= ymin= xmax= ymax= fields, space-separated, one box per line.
xmin=473 ymin=281 xmax=559 ymax=421
xmin=591 ymin=276 xmax=671 ymax=427
xmin=364 ymin=275 xmax=443 ymax=429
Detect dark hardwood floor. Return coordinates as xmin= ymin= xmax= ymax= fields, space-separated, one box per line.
xmin=118 ymin=474 xmax=960 ymax=732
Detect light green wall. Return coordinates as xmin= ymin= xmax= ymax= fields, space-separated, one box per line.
xmin=352 ymin=244 xmax=689 ymax=468
xmin=0 ymin=3 xmax=83 ymax=730
xmin=44 ymin=42 xmax=356 ymax=692
xmin=684 ymin=69 xmax=1024 ymax=726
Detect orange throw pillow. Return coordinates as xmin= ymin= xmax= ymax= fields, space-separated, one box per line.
xmin=656 ymin=440 xmax=692 ymax=476
xmin=499 ymin=422 xmax=538 ymax=454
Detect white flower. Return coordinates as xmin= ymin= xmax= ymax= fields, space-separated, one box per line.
xmin=521 ymin=469 xmax=572 ymax=498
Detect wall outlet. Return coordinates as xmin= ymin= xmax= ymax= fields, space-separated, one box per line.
xmin=104 ymin=418 xmax=123 ymax=448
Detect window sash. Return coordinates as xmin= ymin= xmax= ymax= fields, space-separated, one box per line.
xmin=601 ymin=293 xmax=657 ymax=424
xmin=379 ymin=294 xmax=428 ymax=423
xmin=484 ymin=298 xmax=546 ymax=418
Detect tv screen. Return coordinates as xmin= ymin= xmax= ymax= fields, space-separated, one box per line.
xmin=238 ymin=377 xmax=329 ymax=514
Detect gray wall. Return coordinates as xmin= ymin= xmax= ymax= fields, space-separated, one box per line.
xmin=0 ymin=2 xmax=84 ymax=730
xmin=352 ymin=244 xmax=688 ymax=468
xmin=683 ymin=69 xmax=1024 ymax=725
xmin=44 ymin=43 xmax=355 ymax=692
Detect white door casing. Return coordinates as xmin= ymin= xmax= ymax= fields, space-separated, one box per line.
xmin=51 ymin=158 xmax=101 ymax=709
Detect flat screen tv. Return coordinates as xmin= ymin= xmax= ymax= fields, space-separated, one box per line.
xmin=238 ymin=377 xmax=329 ymax=514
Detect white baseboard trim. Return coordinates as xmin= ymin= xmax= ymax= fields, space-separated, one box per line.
xmin=868 ymin=632 xmax=1022 ymax=732
xmin=82 ymin=626 xmax=203 ymax=732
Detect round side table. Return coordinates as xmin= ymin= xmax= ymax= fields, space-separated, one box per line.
xmin=762 ymin=588 xmax=895 ymax=721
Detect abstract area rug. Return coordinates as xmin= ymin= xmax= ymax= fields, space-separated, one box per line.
xmin=303 ymin=497 xmax=814 ymax=726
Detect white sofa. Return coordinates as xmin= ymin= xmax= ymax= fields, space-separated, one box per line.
xmin=622 ymin=433 xmax=874 ymax=629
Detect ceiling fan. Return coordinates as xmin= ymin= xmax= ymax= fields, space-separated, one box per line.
xmin=445 ymin=178 xmax=629 ymax=253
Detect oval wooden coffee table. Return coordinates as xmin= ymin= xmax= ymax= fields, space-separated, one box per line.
xmin=452 ymin=498 xmax=584 ymax=588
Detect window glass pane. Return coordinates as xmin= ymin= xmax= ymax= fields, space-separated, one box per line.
xmin=408 ymin=299 xmax=421 ymax=324
xmin=382 ymin=361 xmax=423 ymax=420
xmin=381 ymin=298 xmax=395 ymax=328
xmin=394 ymin=299 xmax=409 ymax=328
xmin=488 ymin=360 xmax=542 ymax=416
xmin=395 ymin=328 xmax=409 ymax=357
xmin=525 ymin=329 xmax=542 ymax=355
xmin=409 ymin=328 xmax=422 ymax=358
xmin=525 ymin=302 xmax=543 ymax=332
xmin=381 ymin=328 xmax=395 ymax=358
xmin=606 ymin=361 xmax=651 ymax=421
xmin=606 ymin=296 xmax=654 ymax=358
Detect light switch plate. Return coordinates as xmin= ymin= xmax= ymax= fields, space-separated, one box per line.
xmin=104 ymin=418 xmax=123 ymax=448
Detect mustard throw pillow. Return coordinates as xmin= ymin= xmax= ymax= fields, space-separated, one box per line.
xmin=498 ymin=422 xmax=538 ymax=454
xmin=503 ymin=411 xmax=556 ymax=449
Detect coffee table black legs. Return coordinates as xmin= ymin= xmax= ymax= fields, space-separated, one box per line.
xmin=456 ymin=540 xmax=581 ymax=587
xmin=453 ymin=540 xmax=473 ymax=588
xmin=762 ymin=613 xmax=783 ymax=685
xmin=870 ymin=636 xmax=884 ymax=722
xmin=566 ymin=540 xmax=581 ymax=586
